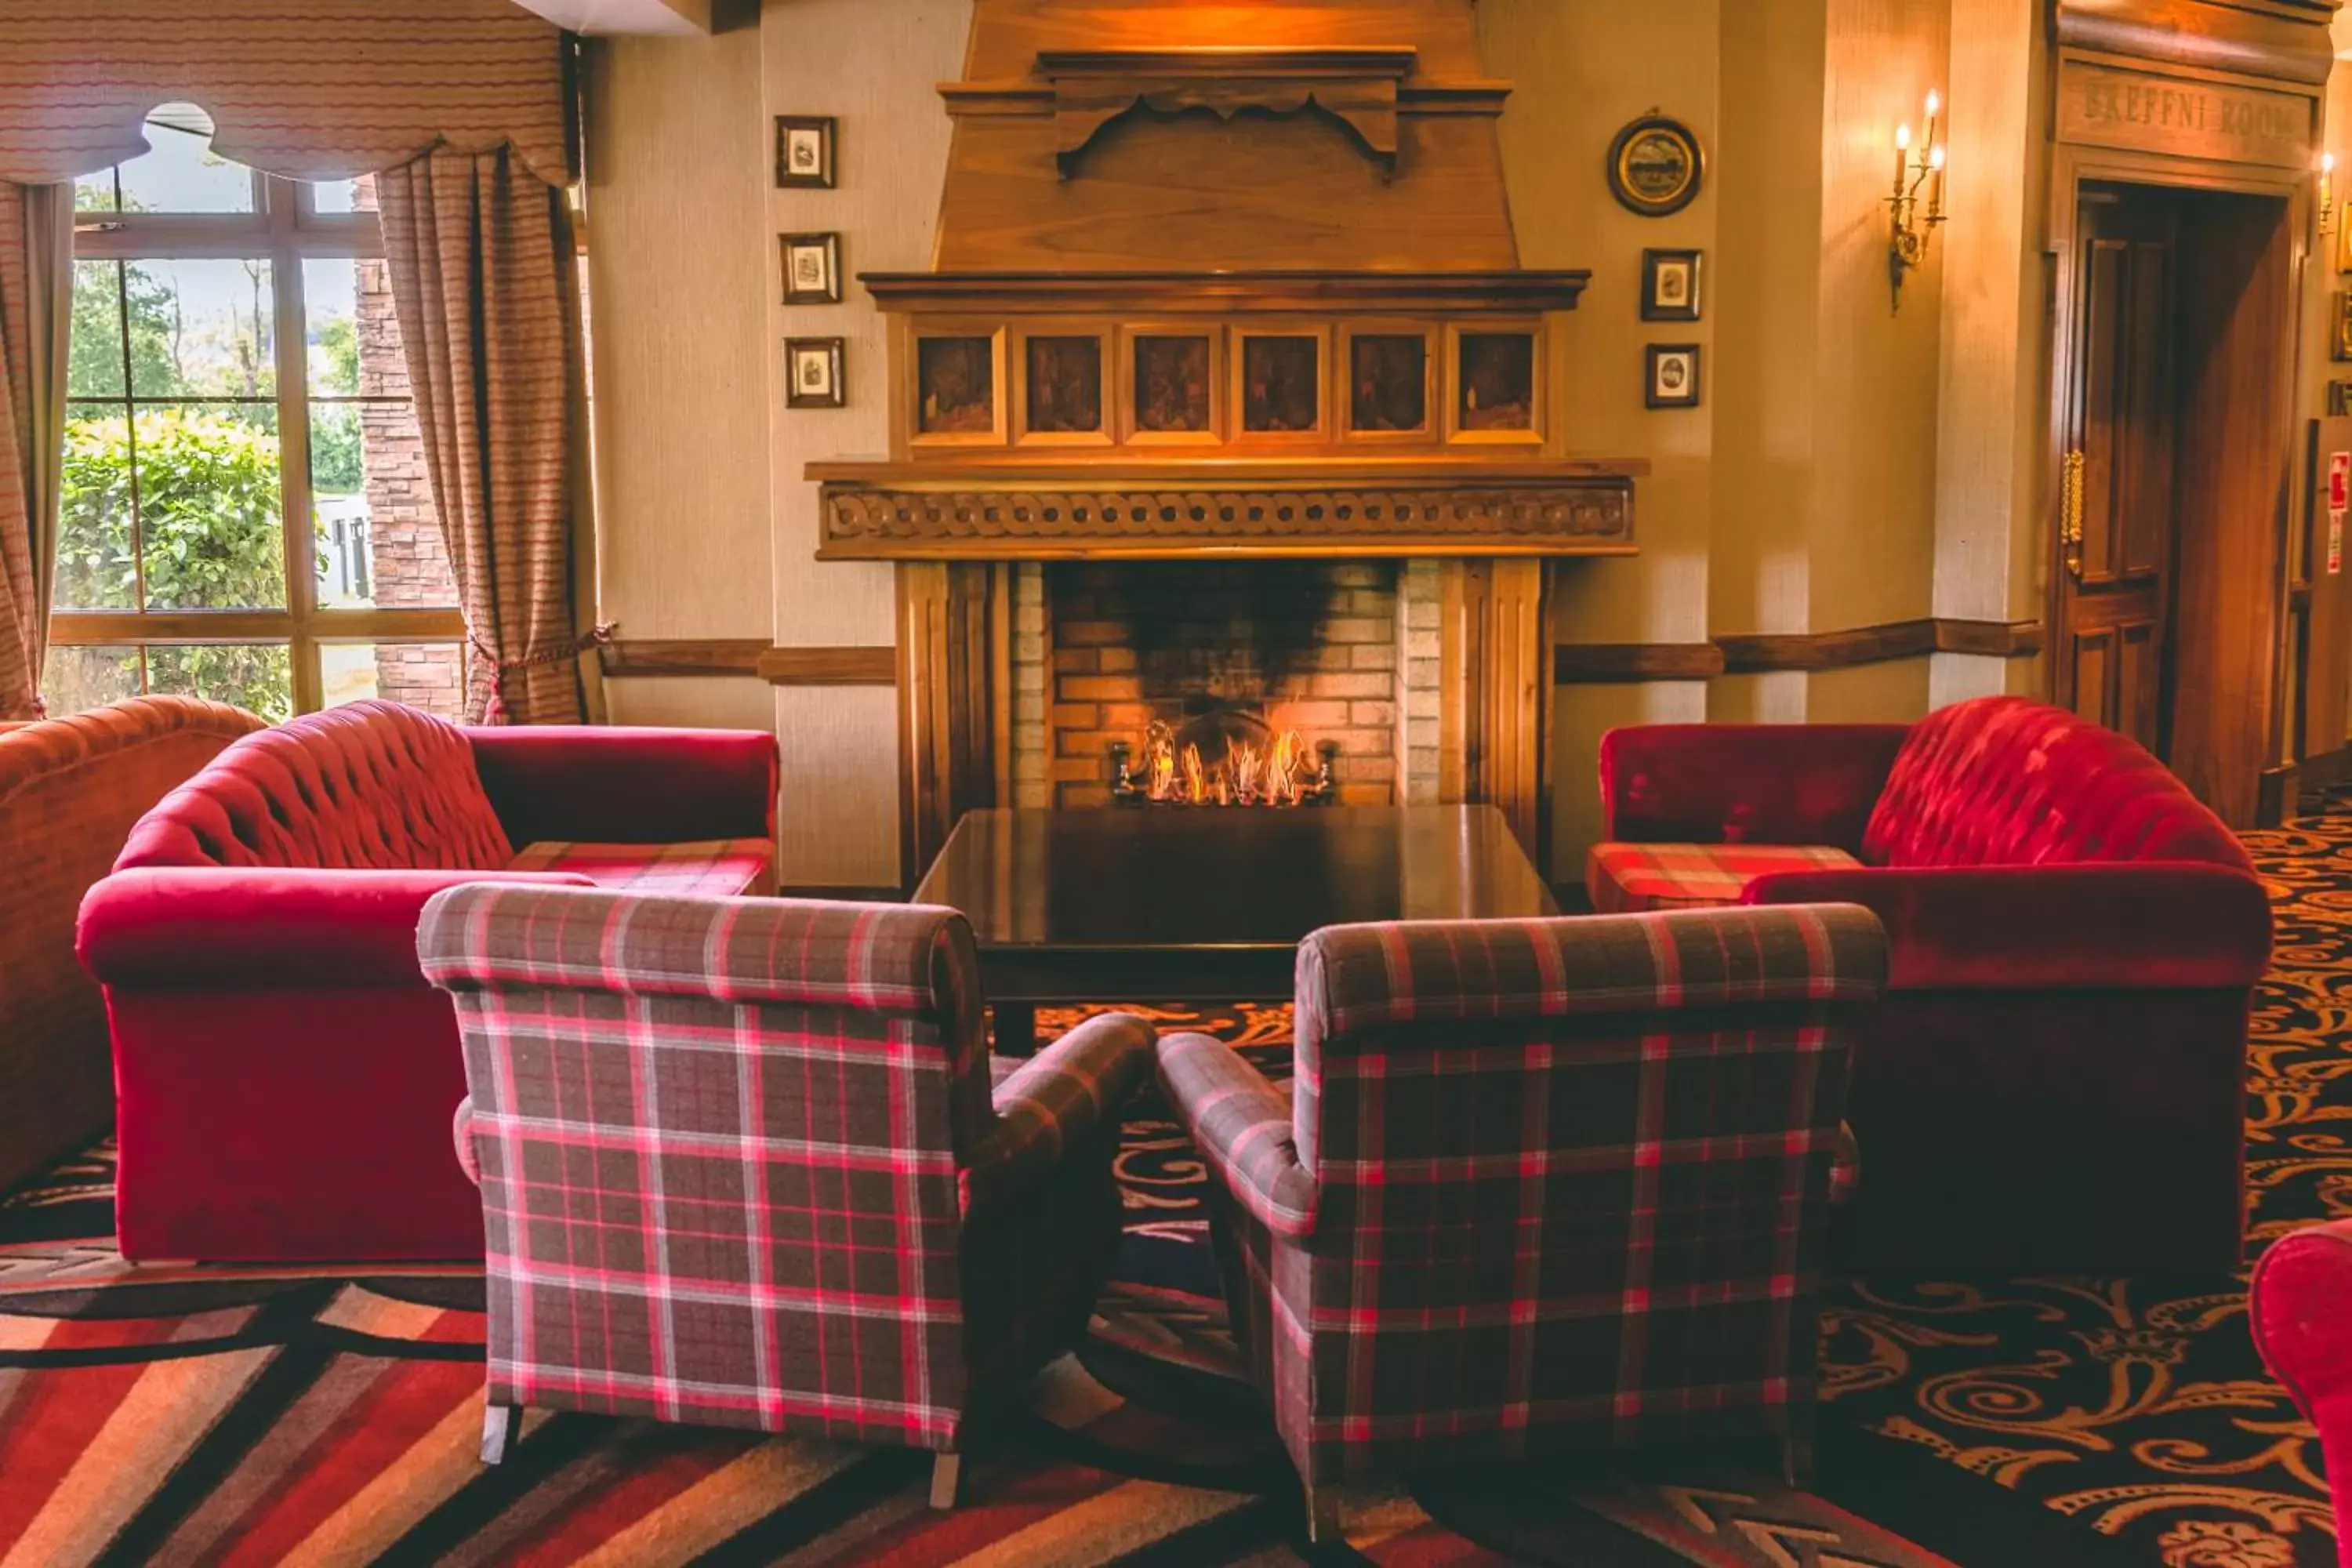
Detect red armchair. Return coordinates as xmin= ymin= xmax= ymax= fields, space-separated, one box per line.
xmin=419 ymin=884 xmax=1155 ymax=1504
xmin=1588 ymin=695 xmax=2271 ymax=1272
xmin=77 ymin=700 xmax=779 ymax=1263
xmin=1156 ymin=905 xmax=1886 ymax=1540
xmin=2252 ymin=1224 xmax=2352 ymax=1568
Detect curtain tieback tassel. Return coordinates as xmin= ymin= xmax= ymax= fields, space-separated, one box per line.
xmin=471 ymin=623 xmax=615 ymax=724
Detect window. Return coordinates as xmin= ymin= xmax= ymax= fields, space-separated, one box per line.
xmin=52 ymin=106 xmax=465 ymax=722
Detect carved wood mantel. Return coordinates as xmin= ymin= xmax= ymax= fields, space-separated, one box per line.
xmin=813 ymin=459 xmax=1640 ymax=561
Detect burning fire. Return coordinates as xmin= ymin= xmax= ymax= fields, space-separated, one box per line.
xmin=1142 ymin=719 xmax=1312 ymax=807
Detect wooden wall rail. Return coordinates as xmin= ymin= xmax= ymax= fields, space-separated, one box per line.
xmin=1555 ymin=617 xmax=2043 ymax=682
xmin=601 ymin=640 xmax=896 ymax=685
xmin=608 ymin=616 xmax=2040 ymax=691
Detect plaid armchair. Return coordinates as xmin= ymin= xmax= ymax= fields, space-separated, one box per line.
xmin=416 ymin=884 xmax=1154 ymax=1507
xmin=1156 ymin=904 xmax=1886 ymax=1540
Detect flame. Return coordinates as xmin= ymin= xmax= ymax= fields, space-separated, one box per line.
xmin=1142 ymin=720 xmax=1315 ymax=806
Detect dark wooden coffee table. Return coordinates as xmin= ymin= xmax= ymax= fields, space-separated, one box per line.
xmin=913 ymin=805 xmax=1559 ymax=1052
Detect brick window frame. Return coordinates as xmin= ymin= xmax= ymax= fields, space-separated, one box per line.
xmin=56 ymin=154 xmax=464 ymax=715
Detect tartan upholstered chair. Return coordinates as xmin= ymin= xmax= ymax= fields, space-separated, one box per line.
xmin=416 ymin=884 xmax=1155 ymax=1508
xmin=1155 ymin=904 xmax=1886 ymax=1541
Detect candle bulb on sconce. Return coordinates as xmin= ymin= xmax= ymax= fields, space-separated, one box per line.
xmin=2322 ymin=151 xmax=2337 ymax=238
xmin=1887 ymin=89 xmax=1949 ymax=312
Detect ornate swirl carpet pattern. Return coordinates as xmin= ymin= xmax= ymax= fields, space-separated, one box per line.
xmin=0 ymin=806 xmax=2342 ymax=1565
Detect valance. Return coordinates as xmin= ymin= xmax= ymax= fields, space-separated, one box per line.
xmin=0 ymin=0 xmax=566 ymax=187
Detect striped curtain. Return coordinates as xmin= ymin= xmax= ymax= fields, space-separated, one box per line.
xmin=376 ymin=147 xmax=586 ymax=726
xmin=0 ymin=180 xmax=69 ymax=720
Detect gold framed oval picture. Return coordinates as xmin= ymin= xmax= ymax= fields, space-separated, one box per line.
xmin=1607 ymin=114 xmax=1704 ymax=218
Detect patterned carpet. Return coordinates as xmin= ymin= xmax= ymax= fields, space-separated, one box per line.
xmin=0 ymin=807 xmax=2343 ymax=1564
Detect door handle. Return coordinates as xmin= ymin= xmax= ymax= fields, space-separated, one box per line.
xmin=2060 ymin=448 xmax=2086 ymax=579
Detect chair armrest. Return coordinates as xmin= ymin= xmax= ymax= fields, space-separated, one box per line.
xmin=466 ymin=724 xmax=779 ymax=847
xmin=452 ymin=1095 xmax=482 ymax=1186
xmin=964 ymin=1011 xmax=1156 ymax=1213
xmin=1741 ymin=862 xmax=2272 ymax=990
xmin=1155 ymin=1032 xmax=1316 ymax=1238
xmin=77 ymin=867 xmax=594 ymax=989
xmin=2253 ymin=1221 xmax=2352 ymax=1429
xmin=1599 ymin=722 xmax=1910 ymax=851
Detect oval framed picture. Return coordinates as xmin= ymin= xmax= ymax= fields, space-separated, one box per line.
xmin=1607 ymin=114 xmax=1704 ymax=218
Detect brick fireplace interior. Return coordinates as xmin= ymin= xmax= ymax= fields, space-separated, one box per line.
xmin=1012 ymin=561 xmax=1443 ymax=810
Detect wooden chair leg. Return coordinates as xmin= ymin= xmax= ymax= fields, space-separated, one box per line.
xmin=481 ymin=1403 xmax=521 ymax=1465
xmin=929 ymin=1451 xmax=964 ymax=1510
xmin=1781 ymin=1434 xmax=1816 ymax=1491
xmin=1304 ymin=1482 xmax=1342 ymax=1547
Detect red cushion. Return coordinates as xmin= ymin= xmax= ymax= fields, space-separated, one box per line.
xmin=117 ymin=700 xmax=513 ymax=872
xmin=1861 ymin=696 xmax=2250 ymax=870
xmin=505 ymin=838 xmax=776 ymax=898
xmin=1586 ymin=841 xmax=1861 ymax=913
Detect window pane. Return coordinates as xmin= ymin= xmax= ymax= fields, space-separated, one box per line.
xmin=133 ymin=405 xmax=286 ymax=611
xmin=74 ymin=172 xmax=118 ymax=213
xmin=39 ymin=645 xmax=141 ymax=715
xmin=57 ymin=404 xmax=139 ymax=610
xmin=305 ymin=257 xmax=457 ymax=611
xmin=146 ymin=644 xmax=291 ymax=723
xmin=309 ymin=401 xmax=456 ymax=610
xmin=130 ymin=260 xmax=274 ymax=398
xmin=68 ymin=261 xmax=127 ymax=399
xmin=322 ymin=642 xmax=465 ymax=722
xmin=305 ymin=257 xmax=408 ymax=397
xmin=310 ymin=179 xmax=361 ymax=216
xmin=114 ymin=106 xmax=253 ymax=214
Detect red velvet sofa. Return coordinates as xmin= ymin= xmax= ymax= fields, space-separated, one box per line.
xmin=77 ymin=700 xmax=780 ymax=1263
xmin=1588 ymin=695 xmax=2271 ymax=1272
xmin=2252 ymin=1223 xmax=2352 ymax=1568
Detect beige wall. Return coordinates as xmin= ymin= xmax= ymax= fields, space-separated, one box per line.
xmin=583 ymin=0 xmax=2114 ymax=887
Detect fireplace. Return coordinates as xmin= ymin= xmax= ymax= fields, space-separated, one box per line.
xmin=804 ymin=2 xmax=1647 ymax=877
xmin=1009 ymin=561 xmax=1443 ymax=810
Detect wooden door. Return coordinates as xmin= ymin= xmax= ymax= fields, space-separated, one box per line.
xmin=2055 ymin=187 xmax=2179 ymax=753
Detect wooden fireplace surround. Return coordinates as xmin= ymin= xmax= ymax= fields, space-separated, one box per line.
xmin=892 ymin=554 xmax=1563 ymax=883
xmin=804 ymin=2 xmax=1645 ymax=882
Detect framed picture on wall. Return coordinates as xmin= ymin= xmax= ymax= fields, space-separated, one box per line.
xmin=2336 ymin=292 xmax=2352 ymax=362
xmin=775 ymin=116 xmax=837 ymax=189
xmin=1646 ymin=343 xmax=1702 ymax=408
xmin=1641 ymin=249 xmax=1704 ymax=321
xmin=781 ymin=232 xmax=842 ymax=304
xmin=786 ymin=337 xmax=845 ymax=408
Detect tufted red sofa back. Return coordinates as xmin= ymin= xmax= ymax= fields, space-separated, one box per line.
xmin=116 ymin=700 xmax=516 ymax=872
xmin=1860 ymin=695 xmax=2251 ymax=871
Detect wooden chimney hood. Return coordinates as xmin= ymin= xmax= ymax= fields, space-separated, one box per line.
xmin=809 ymin=0 xmax=1642 ymax=564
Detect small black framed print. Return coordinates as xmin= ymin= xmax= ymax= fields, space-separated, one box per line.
xmin=786 ymin=337 xmax=845 ymax=408
xmin=1646 ymin=343 xmax=1701 ymax=408
xmin=775 ymin=116 xmax=837 ymax=189
xmin=1641 ymin=249 xmax=1703 ymax=321
xmin=782 ymin=232 xmax=842 ymax=304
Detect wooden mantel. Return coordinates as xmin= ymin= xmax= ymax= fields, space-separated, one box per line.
xmin=811 ymin=456 xmax=1643 ymax=561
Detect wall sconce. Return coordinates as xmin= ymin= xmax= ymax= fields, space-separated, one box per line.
xmin=2320 ymin=151 xmax=2336 ymax=238
xmin=1887 ymin=90 xmax=1947 ymax=312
